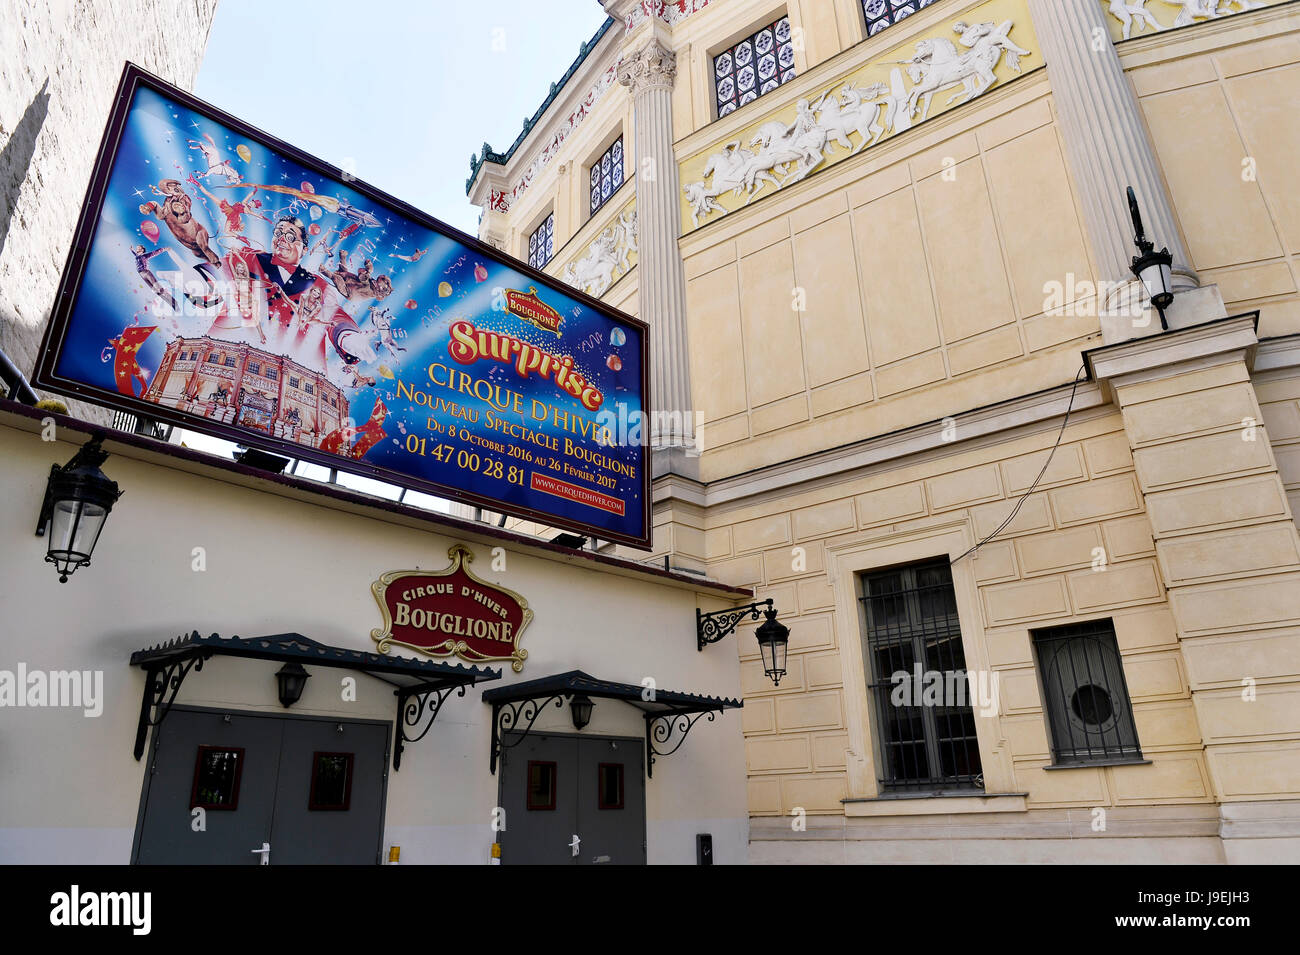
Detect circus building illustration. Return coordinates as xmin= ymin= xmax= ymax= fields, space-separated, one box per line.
xmin=143 ymin=337 xmax=348 ymax=446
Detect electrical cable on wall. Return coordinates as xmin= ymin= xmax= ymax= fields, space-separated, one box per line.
xmin=952 ymin=364 xmax=1089 ymax=565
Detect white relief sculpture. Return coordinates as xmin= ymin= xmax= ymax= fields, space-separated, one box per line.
xmin=816 ymin=83 xmax=887 ymax=153
xmin=562 ymin=209 xmax=638 ymax=297
xmin=748 ymin=99 xmax=828 ymax=188
xmin=904 ymin=20 xmax=1031 ymax=123
xmin=681 ymin=19 xmax=1032 ymax=228
xmin=1107 ymin=1 xmax=1161 ymax=38
xmin=1107 ymin=0 xmax=1268 ymax=36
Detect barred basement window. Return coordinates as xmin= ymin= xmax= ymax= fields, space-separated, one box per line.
xmin=859 ymin=558 xmax=983 ymax=793
xmin=588 ymin=137 xmax=624 ymax=218
xmin=528 ymin=213 xmax=554 ymax=270
xmin=713 ymin=15 xmax=796 ymax=118
xmin=860 ymin=0 xmax=936 ymax=37
xmin=1033 ymin=620 xmax=1142 ymax=765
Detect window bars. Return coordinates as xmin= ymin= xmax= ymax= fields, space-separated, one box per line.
xmin=713 ymin=15 xmax=796 ymax=118
xmin=528 ymin=212 xmax=554 ymax=270
xmin=859 ymin=559 xmax=983 ymax=793
xmin=588 ymin=138 xmax=624 ymax=218
xmin=1032 ymin=620 xmax=1143 ymax=765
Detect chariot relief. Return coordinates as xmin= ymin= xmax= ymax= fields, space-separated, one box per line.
xmin=681 ymin=15 xmax=1033 ymax=230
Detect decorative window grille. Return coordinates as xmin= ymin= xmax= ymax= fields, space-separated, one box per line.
xmin=860 ymin=0 xmax=936 ymax=37
xmin=224 ymin=355 xmax=236 ymax=367
xmin=528 ymin=212 xmax=554 ymax=270
xmin=588 ymin=137 xmax=625 ymax=217
xmin=859 ymin=559 xmax=983 ymax=793
xmin=1033 ymin=620 xmax=1142 ymax=764
xmin=713 ymin=15 xmax=796 ymax=118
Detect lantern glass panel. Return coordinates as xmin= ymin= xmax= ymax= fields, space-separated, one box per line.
xmin=48 ymin=499 xmax=107 ymax=561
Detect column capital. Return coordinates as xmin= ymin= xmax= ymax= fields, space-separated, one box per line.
xmin=617 ymin=38 xmax=677 ymax=94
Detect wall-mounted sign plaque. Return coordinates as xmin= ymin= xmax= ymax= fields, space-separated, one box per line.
xmin=371 ymin=545 xmax=531 ymax=671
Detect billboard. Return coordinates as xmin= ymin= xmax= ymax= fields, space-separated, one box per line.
xmin=34 ymin=64 xmax=651 ymax=548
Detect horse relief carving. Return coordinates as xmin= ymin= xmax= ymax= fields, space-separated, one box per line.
xmin=562 ymin=208 xmax=638 ymax=297
xmin=1107 ymin=0 xmax=1268 ymax=39
xmin=682 ymin=19 xmax=1031 ymax=229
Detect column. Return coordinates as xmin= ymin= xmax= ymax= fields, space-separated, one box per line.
xmin=616 ymin=27 xmax=695 ymax=455
xmin=1088 ymin=316 xmax=1300 ymax=861
xmin=1028 ymin=0 xmax=1205 ymax=341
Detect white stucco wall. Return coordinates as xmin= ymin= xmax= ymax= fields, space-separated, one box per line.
xmin=0 ymin=415 xmax=749 ymax=864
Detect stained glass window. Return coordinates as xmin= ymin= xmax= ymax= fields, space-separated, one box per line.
xmin=527 ymin=212 xmax=554 ymax=270
xmin=589 ymin=136 xmax=625 ymax=218
xmin=714 ymin=15 xmax=796 ymax=119
xmin=860 ymin=0 xmax=936 ymax=37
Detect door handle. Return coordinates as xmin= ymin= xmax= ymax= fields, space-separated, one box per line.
xmin=569 ymin=834 xmax=580 ymax=857
xmin=251 ymin=842 xmax=270 ymax=865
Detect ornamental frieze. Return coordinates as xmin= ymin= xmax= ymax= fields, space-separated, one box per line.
xmin=678 ymin=0 xmax=1040 ymax=233
xmin=558 ymin=198 xmax=638 ymax=299
xmin=1102 ymin=0 xmax=1285 ymax=41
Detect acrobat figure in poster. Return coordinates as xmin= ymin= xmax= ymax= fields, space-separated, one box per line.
xmin=312 ymin=222 xmax=364 ymax=257
xmin=187 ymin=176 xmax=268 ymax=245
xmin=340 ymin=362 xmax=377 ymax=390
xmin=140 ymin=179 xmax=221 ymax=268
xmin=132 ymin=244 xmax=178 ymax=311
xmin=369 ymin=305 xmax=405 ymax=359
xmin=188 ymin=133 xmax=242 ymax=184
xmin=389 ymin=246 xmax=429 ymax=263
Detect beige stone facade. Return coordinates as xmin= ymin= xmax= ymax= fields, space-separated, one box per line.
xmin=467 ymin=0 xmax=1300 ymax=862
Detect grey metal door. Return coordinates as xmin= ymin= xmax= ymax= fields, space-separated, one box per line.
xmin=499 ymin=732 xmax=645 ymax=865
xmin=499 ymin=732 xmax=580 ymax=864
xmin=134 ymin=708 xmax=388 ymax=864
xmin=575 ymin=736 xmax=645 ymax=865
xmin=268 ymin=718 xmax=389 ymax=864
xmin=135 ymin=709 xmax=283 ymax=864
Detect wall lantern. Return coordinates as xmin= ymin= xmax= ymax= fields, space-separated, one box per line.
xmin=1127 ymin=186 xmax=1174 ymax=330
xmin=34 ymin=435 xmax=123 ymax=583
xmin=755 ymin=606 xmax=791 ymax=687
xmin=697 ymin=598 xmax=790 ymax=685
xmin=275 ymin=662 xmax=311 ymax=707
xmin=570 ymin=693 xmax=594 ymax=730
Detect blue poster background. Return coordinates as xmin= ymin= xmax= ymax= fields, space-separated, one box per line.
xmin=50 ymin=83 xmax=647 ymax=543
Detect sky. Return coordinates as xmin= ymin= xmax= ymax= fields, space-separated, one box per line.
xmin=195 ymin=0 xmax=613 ymax=237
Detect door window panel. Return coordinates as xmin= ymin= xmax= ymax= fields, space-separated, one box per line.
xmin=308 ymin=751 xmax=354 ymax=811
xmin=527 ymin=760 xmax=557 ymax=810
xmin=189 ymin=745 xmax=244 ymax=810
xmin=598 ymin=762 xmax=624 ymax=810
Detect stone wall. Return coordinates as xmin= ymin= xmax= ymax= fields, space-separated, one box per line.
xmin=0 ymin=0 xmax=219 ymax=418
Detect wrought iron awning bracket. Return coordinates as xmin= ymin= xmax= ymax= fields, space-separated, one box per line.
xmin=133 ymin=649 xmax=213 ymax=760
xmin=644 ymin=707 xmax=721 ymax=778
xmin=392 ymin=680 xmax=471 ymax=771
xmin=489 ymin=692 xmax=570 ymax=775
xmin=697 ymin=598 xmax=773 ymax=651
